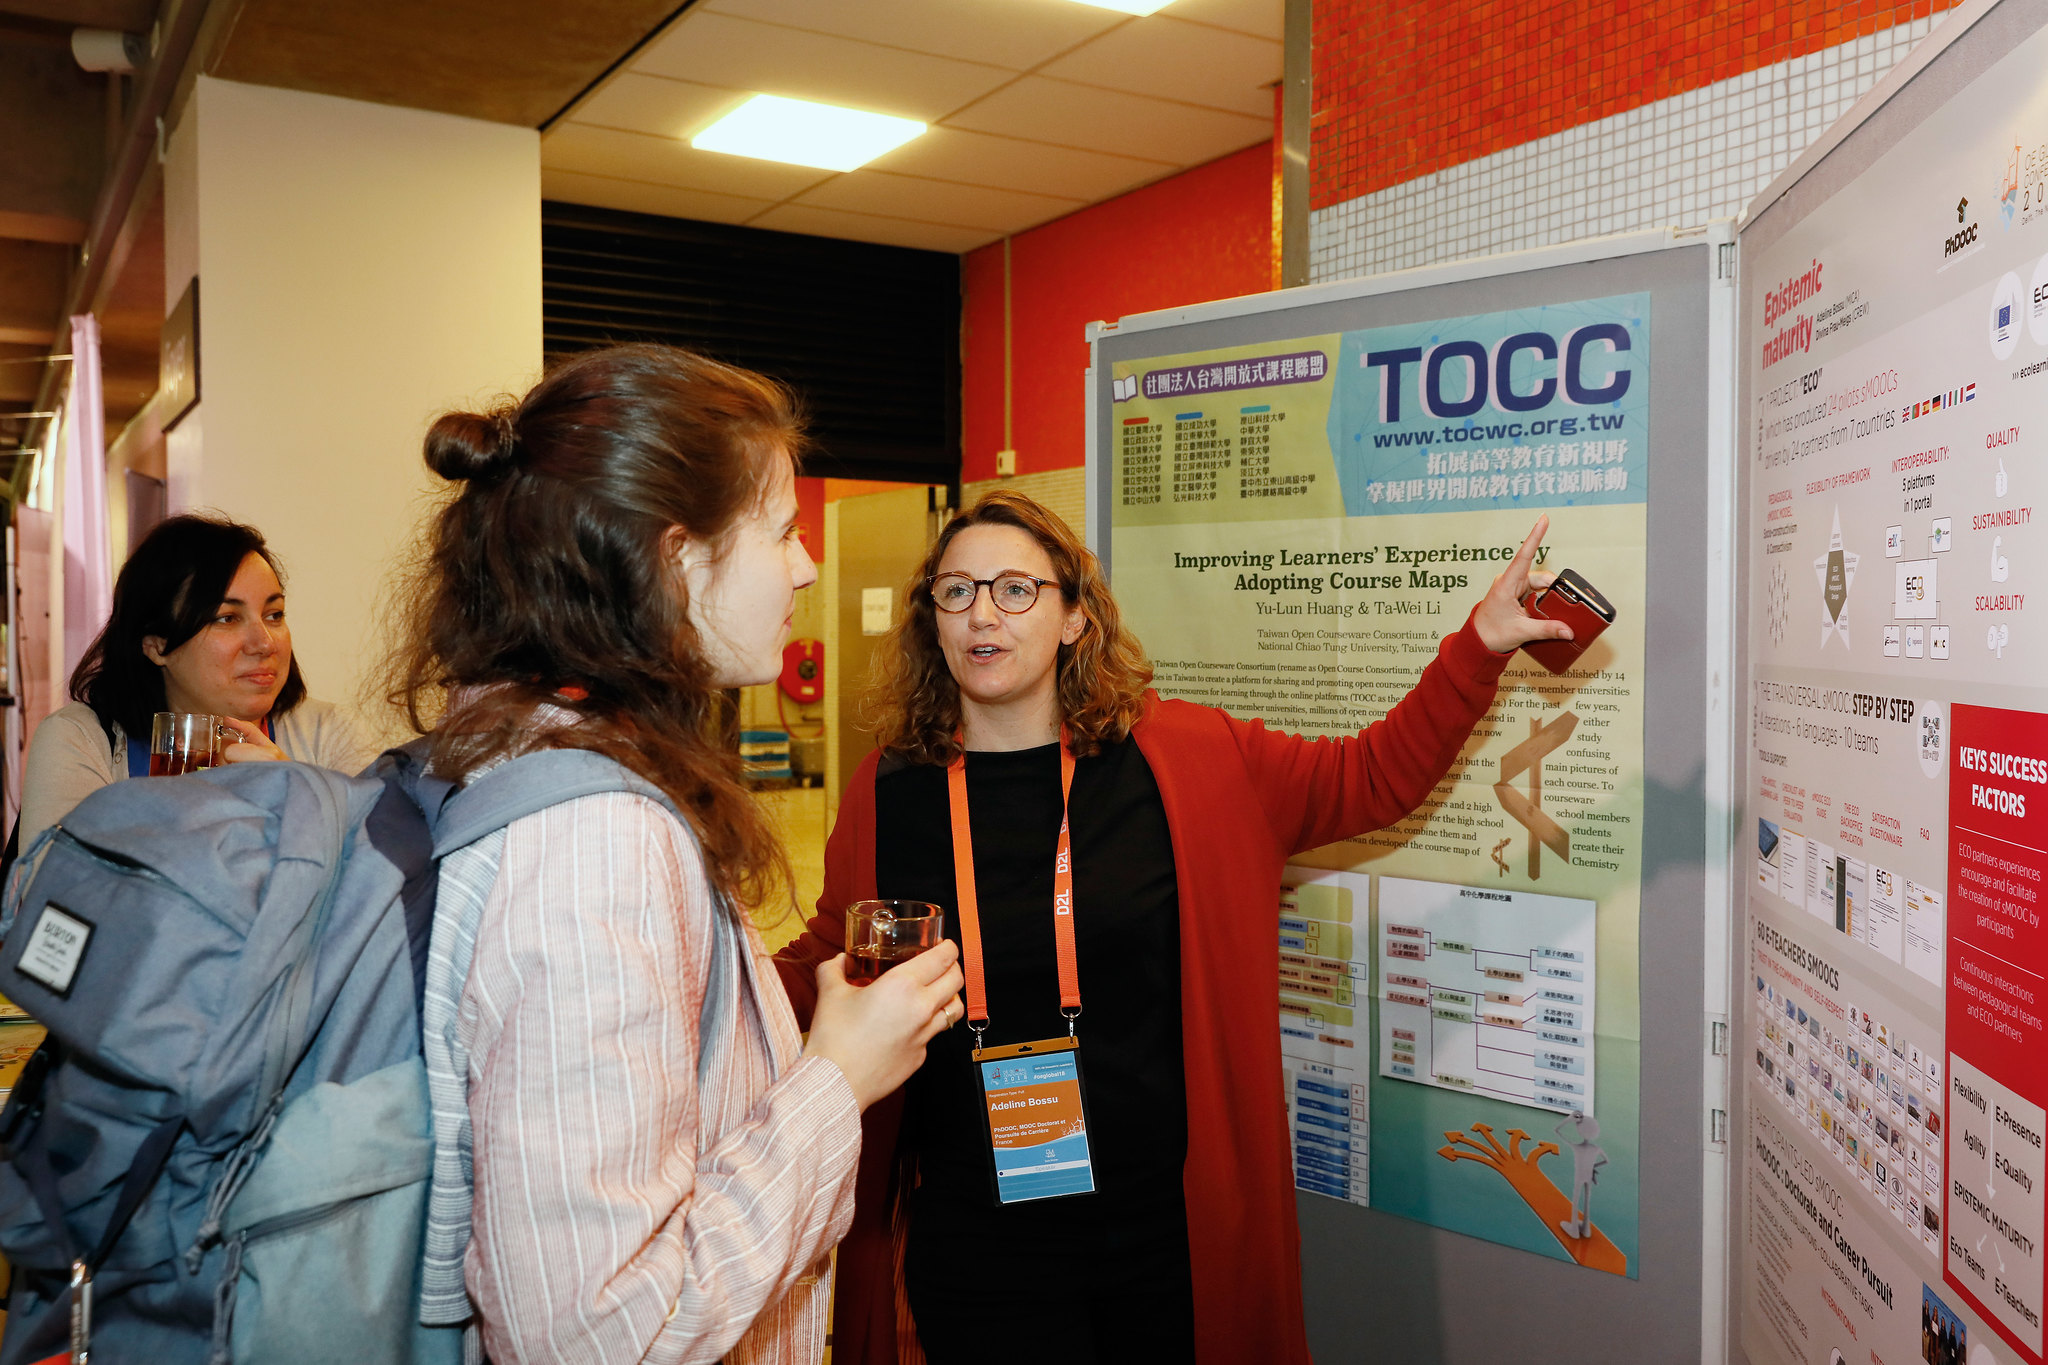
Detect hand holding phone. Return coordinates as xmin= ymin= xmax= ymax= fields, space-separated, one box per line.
xmin=1518 ymin=570 xmax=1616 ymax=673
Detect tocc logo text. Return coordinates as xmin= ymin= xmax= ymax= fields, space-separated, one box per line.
xmin=1364 ymin=325 xmax=1631 ymax=422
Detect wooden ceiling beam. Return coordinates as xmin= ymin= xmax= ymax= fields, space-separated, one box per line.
xmin=207 ymin=0 xmax=692 ymax=129
xmin=0 ymin=0 xmax=160 ymax=31
xmin=12 ymin=0 xmax=207 ymax=501
xmin=0 ymin=239 xmax=69 ymax=333
xmin=0 ymin=210 xmax=87 ymax=245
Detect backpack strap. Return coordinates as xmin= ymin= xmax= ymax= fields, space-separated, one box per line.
xmin=363 ymin=743 xmax=452 ymax=1007
xmin=0 ymin=817 xmax=17 ymax=904
xmin=12 ymin=1080 xmax=183 ymax=1351
xmin=433 ymin=748 xmax=734 ymax=1083
xmin=19 ymin=1107 xmax=183 ymax=1275
xmin=431 ymin=748 xmax=682 ymax=858
xmin=427 ymin=744 xmax=729 ymax=1092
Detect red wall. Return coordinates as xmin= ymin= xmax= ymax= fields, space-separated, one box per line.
xmin=793 ymin=476 xmax=825 ymax=562
xmin=960 ymin=141 xmax=1275 ymax=483
xmin=1312 ymin=0 xmax=1963 ymax=208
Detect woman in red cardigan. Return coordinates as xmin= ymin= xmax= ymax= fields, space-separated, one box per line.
xmin=774 ymin=490 xmax=1570 ymax=1364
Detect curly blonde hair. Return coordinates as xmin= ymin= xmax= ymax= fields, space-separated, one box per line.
xmin=866 ymin=490 xmax=1152 ymax=764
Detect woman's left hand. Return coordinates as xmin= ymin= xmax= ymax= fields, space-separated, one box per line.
xmin=218 ymin=716 xmax=287 ymax=763
xmin=1472 ymin=514 xmax=1575 ymax=654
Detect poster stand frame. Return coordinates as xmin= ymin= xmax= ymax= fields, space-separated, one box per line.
xmin=1082 ymin=224 xmax=1740 ymax=1365
xmin=1735 ymin=3 xmax=2048 ymax=1364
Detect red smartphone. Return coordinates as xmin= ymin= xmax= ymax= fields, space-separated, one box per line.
xmin=1518 ymin=569 xmax=1616 ymax=674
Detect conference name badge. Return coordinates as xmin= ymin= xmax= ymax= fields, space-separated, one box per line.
xmin=977 ymin=1037 xmax=1096 ymax=1204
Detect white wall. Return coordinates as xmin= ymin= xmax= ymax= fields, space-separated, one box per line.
xmin=165 ymin=76 xmax=542 ymax=726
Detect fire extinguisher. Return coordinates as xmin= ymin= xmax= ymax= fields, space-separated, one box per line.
xmin=777 ymin=638 xmax=824 ymax=736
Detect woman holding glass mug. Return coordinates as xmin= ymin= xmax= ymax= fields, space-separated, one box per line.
xmin=394 ymin=344 xmax=962 ymax=1364
xmin=774 ymin=490 xmax=1574 ymax=1365
xmin=18 ymin=513 xmax=371 ymax=845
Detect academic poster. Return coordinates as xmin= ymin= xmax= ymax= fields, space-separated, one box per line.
xmin=1742 ymin=15 xmax=2048 ymax=1365
xmin=1109 ymin=295 xmax=1651 ymax=1275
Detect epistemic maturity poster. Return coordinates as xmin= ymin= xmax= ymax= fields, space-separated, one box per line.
xmin=1742 ymin=16 xmax=2048 ymax=1365
xmin=1110 ymin=296 xmax=1649 ymax=1275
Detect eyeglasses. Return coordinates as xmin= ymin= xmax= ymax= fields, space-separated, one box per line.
xmin=928 ymin=572 xmax=1060 ymax=614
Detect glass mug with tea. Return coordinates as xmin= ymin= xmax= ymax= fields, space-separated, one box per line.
xmin=150 ymin=711 xmax=233 ymax=777
xmin=844 ymin=900 xmax=944 ymax=984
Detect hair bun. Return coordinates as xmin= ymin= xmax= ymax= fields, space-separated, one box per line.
xmin=424 ymin=408 xmax=520 ymax=482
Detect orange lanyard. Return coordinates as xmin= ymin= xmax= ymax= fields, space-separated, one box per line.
xmin=946 ymin=735 xmax=1080 ymax=1052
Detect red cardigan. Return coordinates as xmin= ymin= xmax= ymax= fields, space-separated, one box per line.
xmin=774 ymin=616 xmax=1511 ymax=1365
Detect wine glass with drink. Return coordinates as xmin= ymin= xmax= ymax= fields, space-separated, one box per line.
xmin=845 ymin=900 xmax=944 ymax=984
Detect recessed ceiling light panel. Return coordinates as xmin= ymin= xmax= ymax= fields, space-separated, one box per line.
xmin=690 ymin=95 xmax=927 ymax=173
xmin=1066 ymin=0 xmax=1175 ymax=13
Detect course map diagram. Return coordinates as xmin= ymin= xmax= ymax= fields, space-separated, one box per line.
xmin=1377 ymin=876 xmax=1599 ymax=1116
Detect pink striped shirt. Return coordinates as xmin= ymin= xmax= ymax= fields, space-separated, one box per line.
xmin=459 ymin=791 xmax=861 ymax=1364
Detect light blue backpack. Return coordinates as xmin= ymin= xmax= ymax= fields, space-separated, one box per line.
xmin=0 ymin=745 xmax=676 ymax=1365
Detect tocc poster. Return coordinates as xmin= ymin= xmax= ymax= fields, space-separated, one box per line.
xmin=1108 ymin=294 xmax=1650 ymax=1275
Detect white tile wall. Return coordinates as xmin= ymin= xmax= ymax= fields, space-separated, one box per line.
xmin=1308 ymin=19 xmax=1937 ymax=282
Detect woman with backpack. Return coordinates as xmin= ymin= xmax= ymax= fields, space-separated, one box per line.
xmin=772 ymin=490 xmax=1571 ymax=1364
xmin=19 ymin=513 xmax=372 ymax=845
xmin=395 ymin=344 xmax=963 ymax=1365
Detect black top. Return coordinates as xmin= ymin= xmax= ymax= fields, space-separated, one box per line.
xmin=875 ymin=737 xmax=1189 ymax=1253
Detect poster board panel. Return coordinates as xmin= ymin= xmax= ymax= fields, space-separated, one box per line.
xmin=1089 ymin=233 xmax=1722 ymax=1363
xmin=1738 ymin=3 xmax=2048 ymax=1364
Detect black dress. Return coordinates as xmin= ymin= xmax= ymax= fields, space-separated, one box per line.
xmin=875 ymin=739 xmax=1197 ymax=1364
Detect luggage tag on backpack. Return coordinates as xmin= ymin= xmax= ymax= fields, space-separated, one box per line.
xmin=68 ymin=1257 xmax=90 ymax=1365
xmin=26 ymin=1257 xmax=90 ymax=1365
xmin=976 ymin=1037 xmax=1097 ymax=1204
xmin=15 ymin=902 xmax=94 ymax=999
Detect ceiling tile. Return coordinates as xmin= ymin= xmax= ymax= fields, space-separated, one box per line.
xmin=540 ymin=169 xmax=775 ymax=225
xmin=699 ymin=0 xmax=1125 ymax=70
xmin=633 ymin=10 xmax=1016 ymax=123
xmin=1042 ymin=18 xmax=1281 ymax=119
xmin=1161 ymin=0 xmax=1284 ymax=41
xmin=794 ymin=172 xmax=1085 ymax=234
xmin=570 ymin=72 xmax=750 ymax=139
xmin=865 ymin=126 xmax=1172 ymax=201
xmin=749 ymin=203 xmax=1000 ymax=253
xmin=544 ymin=122 xmax=833 ymax=200
xmin=944 ymin=76 xmax=1271 ymax=165
xmin=529 ymin=0 xmax=1287 ymax=252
